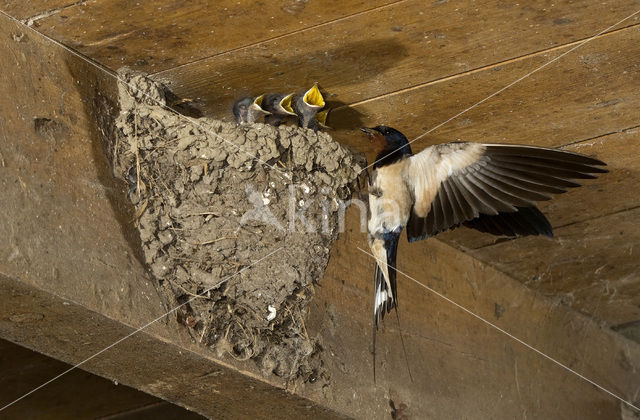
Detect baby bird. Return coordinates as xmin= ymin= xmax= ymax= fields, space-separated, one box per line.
xmin=293 ymin=83 xmax=326 ymax=130
xmin=232 ymin=95 xmax=269 ymax=125
xmin=362 ymin=125 xmax=607 ymax=375
xmin=262 ymin=93 xmax=296 ymax=126
xmin=307 ymin=108 xmax=331 ymax=132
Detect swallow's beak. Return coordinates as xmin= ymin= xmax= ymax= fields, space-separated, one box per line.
xmin=251 ymin=94 xmax=270 ymax=115
xmin=279 ymin=94 xmax=296 ymax=115
xmin=360 ymin=127 xmax=375 ymax=137
xmin=303 ymin=83 xmax=325 ymax=108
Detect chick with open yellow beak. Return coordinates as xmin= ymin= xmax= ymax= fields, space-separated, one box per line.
xmin=232 ymin=94 xmax=270 ymax=125
xmin=262 ymin=93 xmax=297 ymax=126
xmin=293 ymin=83 xmax=326 ymax=131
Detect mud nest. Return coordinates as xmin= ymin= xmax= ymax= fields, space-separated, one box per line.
xmin=111 ymin=68 xmax=365 ymax=381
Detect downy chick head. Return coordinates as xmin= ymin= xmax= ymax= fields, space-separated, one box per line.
xmin=294 ymin=83 xmax=326 ymax=129
xmin=232 ymin=94 xmax=270 ymax=125
xmin=262 ymin=93 xmax=296 ymax=126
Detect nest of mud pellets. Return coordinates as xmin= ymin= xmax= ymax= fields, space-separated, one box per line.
xmin=111 ymin=68 xmax=365 ymax=382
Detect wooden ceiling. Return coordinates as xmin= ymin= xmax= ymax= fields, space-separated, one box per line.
xmin=7 ymin=0 xmax=639 ymax=330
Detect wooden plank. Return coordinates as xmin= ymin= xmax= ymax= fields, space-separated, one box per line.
xmin=0 ymin=339 xmax=194 ymax=420
xmin=155 ymin=1 xmax=640 ymax=118
xmin=331 ymin=26 xmax=640 ymax=154
xmin=468 ymin=207 xmax=640 ymax=326
xmin=0 ymin=0 xmax=79 ymax=21
xmin=0 ymin=275 xmax=342 ymax=420
xmin=438 ymin=128 xmax=640 ymax=250
xmin=27 ymin=0 xmax=398 ymax=72
xmin=306 ymin=207 xmax=640 ymax=418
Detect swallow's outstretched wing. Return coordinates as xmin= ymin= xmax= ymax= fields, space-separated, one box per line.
xmin=404 ymin=143 xmax=607 ymax=241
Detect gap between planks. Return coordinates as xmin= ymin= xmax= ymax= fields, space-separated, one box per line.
xmin=19 ymin=0 xmax=89 ymax=26
xmin=338 ymin=21 xmax=640 ymax=110
xmin=150 ymin=0 xmax=412 ymax=77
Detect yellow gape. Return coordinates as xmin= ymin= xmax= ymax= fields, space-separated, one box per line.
xmin=303 ymin=83 xmax=325 ymax=108
xmin=253 ymin=94 xmax=264 ymax=107
xmin=315 ymin=108 xmax=330 ymax=128
xmin=279 ymin=94 xmax=296 ymax=115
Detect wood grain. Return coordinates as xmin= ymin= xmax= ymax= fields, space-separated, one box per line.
xmin=155 ymin=1 xmax=640 ymax=120
xmin=306 ymin=207 xmax=640 ymax=418
xmin=0 ymin=0 xmax=79 ymax=21
xmin=27 ymin=0 xmax=399 ymax=72
xmin=468 ymin=207 xmax=640 ymax=326
xmin=331 ymin=26 xmax=640 ymax=154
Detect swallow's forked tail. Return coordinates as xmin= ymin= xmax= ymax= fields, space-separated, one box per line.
xmin=373 ymin=232 xmax=414 ymax=382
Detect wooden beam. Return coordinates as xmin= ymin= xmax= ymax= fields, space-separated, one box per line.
xmin=468 ymin=207 xmax=640 ymax=326
xmin=0 ymin=0 xmax=81 ymax=21
xmin=14 ymin=0 xmax=400 ymax=72
xmin=0 ymin=339 xmax=200 ymax=419
xmin=306 ymin=206 xmax=640 ymax=418
xmin=151 ymin=2 xmax=640 ymax=118
xmin=330 ymin=25 xmax=640 ymax=153
xmin=0 ymin=274 xmax=342 ymax=419
xmin=2 ymin=7 xmax=640 ymax=419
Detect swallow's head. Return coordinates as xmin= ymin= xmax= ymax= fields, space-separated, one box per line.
xmin=233 ymin=95 xmax=270 ymax=125
xmin=294 ymin=84 xmax=326 ymax=128
xmin=232 ymin=97 xmax=253 ymax=124
xmin=302 ymin=83 xmax=325 ymax=109
xmin=360 ymin=126 xmax=411 ymax=155
xmin=251 ymin=94 xmax=269 ymax=114
xmin=247 ymin=94 xmax=270 ymax=122
xmin=278 ymin=94 xmax=297 ymax=116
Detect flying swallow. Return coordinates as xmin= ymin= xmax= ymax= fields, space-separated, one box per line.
xmin=232 ymin=95 xmax=270 ymax=125
xmin=361 ymin=125 xmax=607 ymax=376
xmin=293 ymin=83 xmax=326 ymax=130
xmin=262 ymin=93 xmax=297 ymax=126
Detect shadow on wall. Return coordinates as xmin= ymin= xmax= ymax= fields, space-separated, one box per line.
xmin=152 ymin=37 xmax=408 ymax=128
xmin=64 ymin=54 xmax=149 ymax=270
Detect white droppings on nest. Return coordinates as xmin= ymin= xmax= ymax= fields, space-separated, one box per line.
xmin=301 ymin=183 xmax=310 ymax=194
xmin=267 ymin=305 xmax=277 ymax=321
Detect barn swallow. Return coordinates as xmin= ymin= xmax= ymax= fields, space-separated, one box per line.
xmin=232 ymin=95 xmax=270 ymax=125
xmin=262 ymin=93 xmax=296 ymax=126
xmin=293 ymin=83 xmax=326 ymax=130
xmin=361 ymin=125 xmax=607 ymax=377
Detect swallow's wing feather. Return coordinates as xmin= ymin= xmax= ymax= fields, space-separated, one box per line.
xmin=462 ymin=205 xmax=553 ymax=237
xmin=405 ymin=142 xmax=607 ymax=240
